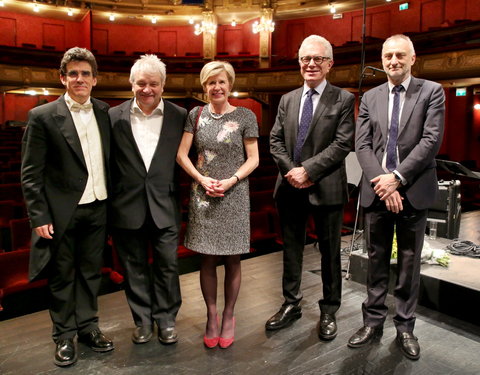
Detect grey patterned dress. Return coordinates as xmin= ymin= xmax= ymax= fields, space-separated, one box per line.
xmin=184 ymin=105 xmax=259 ymax=255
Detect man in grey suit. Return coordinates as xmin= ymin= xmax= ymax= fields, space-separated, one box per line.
xmin=267 ymin=35 xmax=355 ymax=340
xmin=21 ymin=47 xmax=114 ymax=367
xmin=109 ymin=55 xmax=186 ymax=345
xmin=348 ymin=34 xmax=445 ymax=360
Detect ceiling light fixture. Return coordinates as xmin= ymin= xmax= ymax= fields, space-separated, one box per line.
xmin=151 ymin=16 xmax=157 ymax=24
xmin=330 ymin=4 xmax=336 ymax=14
xmin=67 ymin=8 xmax=73 ymax=16
xmin=231 ymin=20 xmax=236 ymax=27
xmin=33 ymin=3 xmax=39 ymax=12
xmin=109 ymin=14 xmax=115 ymax=21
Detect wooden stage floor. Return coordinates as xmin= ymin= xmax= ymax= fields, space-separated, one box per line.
xmin=1 ymin=235 xmax=480 ymax=374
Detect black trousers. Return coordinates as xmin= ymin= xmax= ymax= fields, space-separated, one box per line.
xmin=276 ymin=186 xmax=344 ymax=314
xmin=362 ymin=197 xmax=427 ymax=333
xmin=48 ymin=200 xmax=107 ymax=342
xmin=112 ymin=213 xmax=182 ymax=329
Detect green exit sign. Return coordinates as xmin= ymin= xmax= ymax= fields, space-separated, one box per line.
xmin=399 ymin=3 xmax=409 ymax=10
xmin=456 ymin=88 xmax=467 ymax=96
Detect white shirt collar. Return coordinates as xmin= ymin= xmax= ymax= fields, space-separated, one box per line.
xmin=131 ymin=98 xmax=164 ymax=116
xmin=388 ymin=75 xmax=412 ymax=93
xmin=303 ymin=79 xmax=327 ymax=97
xmin=64 ymin=92 xmax=92 ymax=110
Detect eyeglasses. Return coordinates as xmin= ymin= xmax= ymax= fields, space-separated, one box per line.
xmin=299 ymin=56 xmax=331 ymax=65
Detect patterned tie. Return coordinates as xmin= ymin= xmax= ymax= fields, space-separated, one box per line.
xmin=71 ymin=102 xmax=93 ymax=112
xmin=386 ymin=85 xmax=403 ymax=171
xmin=294 ymin=88 xmax=316 ymax=163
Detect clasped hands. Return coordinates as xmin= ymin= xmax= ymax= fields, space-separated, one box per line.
xmin=285 ymin=167 xmax=313 ymax=189
xmin=199 ymin=176 xmax=236 ymax=197
xmin=371 ymin=173 xmax=403 ymax=213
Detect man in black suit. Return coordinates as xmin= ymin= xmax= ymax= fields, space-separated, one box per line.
xmin=348 ymin=34 xmax=445 ymax=360
xmin=109 ymin=55 xmax=186 ymax=345
xmin=21 ymin=47 xmax=114 ymax=367
xmin=267 ymin=35 xmax=355 ymax=340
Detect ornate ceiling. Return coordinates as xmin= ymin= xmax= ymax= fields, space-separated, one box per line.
xmin=5 ymin=0 xmax=401 ymax=26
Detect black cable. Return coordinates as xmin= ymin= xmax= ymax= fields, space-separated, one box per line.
xmin=446 ymin=240 xmax=480 ymax=258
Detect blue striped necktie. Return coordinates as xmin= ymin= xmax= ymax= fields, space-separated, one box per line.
xmin=386 ymin=85 xmax=404 ymax=171
xmin=294 ymin=88 xmax=316 ymax=163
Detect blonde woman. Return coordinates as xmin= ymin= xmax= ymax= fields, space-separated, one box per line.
xmin=177 ymin=61 xmax=259 ymax=349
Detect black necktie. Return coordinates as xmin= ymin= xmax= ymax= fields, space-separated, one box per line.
xmin=386 ymin=85 xmax=403 ymax=171
xmin=294 ymin=89 xmax=316 ymax=163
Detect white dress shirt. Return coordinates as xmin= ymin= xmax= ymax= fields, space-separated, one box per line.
xmin=298 ymin=79 xmax=327 ymax=124
xmin=130 ymin=98 xmax=164 ymax=171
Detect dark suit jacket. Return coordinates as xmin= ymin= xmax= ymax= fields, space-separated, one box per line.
xmin=21 ymin=95 xmax=111 ymax=281
xmin=270 ymin=82 xmax=355 ymax=206
xmin=355 ymin=77 xmax=445 ymax=210
xmin=108 ymin=99 xmax=187 ymax=230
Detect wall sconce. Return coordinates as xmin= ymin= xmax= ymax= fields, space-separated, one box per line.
xmin=194 ymin=20 xmax=217 ymax=35
xmin=33 ymin=2 xmax=40 ymax=12
xmin=67 ymin=8 xmax=73 ymax=16
xmin=330 ymin=3 xmax=336 ymax=14
xmin=231 ymin=20 xmax=237 ymax=27
xmin=109 ymin=14 xmax=115 ymax=21
xmin=252 ymin=16 xmax=275 ymax=34
xmin=151 ymin=16 xmax=157 ymax=24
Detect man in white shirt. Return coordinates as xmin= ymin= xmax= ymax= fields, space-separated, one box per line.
xmin=22 ymin=47 xmax=114 ymax=367
xmin=109 ymin=55 xmax=187 ymax=346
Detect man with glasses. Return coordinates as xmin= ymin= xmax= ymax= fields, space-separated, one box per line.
xmin=21 ymin=47 xmax=113 ymax=367
xmin=267 ymin=35 xmax=355 ymax=340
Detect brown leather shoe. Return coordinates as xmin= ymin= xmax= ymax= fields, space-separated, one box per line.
xmin=348 ymin=326 xmax=383 ymax=348
xmin=396 ymin=332 xmax=420 ymax=360
xmin=54 ymin=338 xmax=77 ymax=367
xmin=132 ymin=326 xmax=153 ymax=344
xmin=265 ymin=304 xmax=302 ymax=331
xmin=78 ymin=329 xmax=114 ymax=352
xmin=158 ymin=327 xmax=178 ymax=345
xmin=317 ymin=313 xmax=337 ymax=341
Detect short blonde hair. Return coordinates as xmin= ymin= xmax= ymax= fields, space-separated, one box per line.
xmin=200 ymin=61 xmax=235 ymax=89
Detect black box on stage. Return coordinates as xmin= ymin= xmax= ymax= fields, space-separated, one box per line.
xmin=427 ymin=180 xmax=461 ymax=239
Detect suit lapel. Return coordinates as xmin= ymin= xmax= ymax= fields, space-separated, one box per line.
xmin=287 ymin=88 xmax=303 ymax=151
xmin=119 ymin=99 xmax=147 ymax=173
xmin=304 ymin=82 xmax=332 ymax=140
xmin=53 ymin=96 xmax=86 ymax=168
xmin=92 ymin=98 xmax=110 ymax=164
xmin=399 ymin=77 xmax=423 ymax=136
xmin=376 ymin=82 xmax=389 ymax=142
xmin=150 ymin=100 xmax=174 ymax=169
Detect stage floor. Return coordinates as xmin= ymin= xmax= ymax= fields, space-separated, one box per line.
xmin=1 ymin=242 xmax=480 ymax=374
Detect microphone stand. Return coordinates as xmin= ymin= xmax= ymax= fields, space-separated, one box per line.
xmin=344 ymin=0 xmax=385 ymax=279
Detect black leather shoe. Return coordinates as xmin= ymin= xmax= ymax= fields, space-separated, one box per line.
xmin=54 ymin=338 xmax=77 ymax=367
xmin=348 ymin=326 xmax=383 ymax=348
xmin=158 ymin=327 xmax=178 ymax=345
xmin=132 ymin=326 xmax=153 ymax=344
xmin=78 ymin=329 xmax=114 ymax=352
xmin=396 ymin=332 xmax=420 ymax=360
xmin=265 ymin=304 xmax=302 ymax=331
xmin=317 ymin=313 xmax=337 ymax=341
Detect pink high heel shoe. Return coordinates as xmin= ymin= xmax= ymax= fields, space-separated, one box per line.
xmin=219 ymin=317 xmax=235 ymax=349
xmin=203 ymin=315 xmax=219 ymax=348
xmin=203 ymin=335 xmax=219 ymax=348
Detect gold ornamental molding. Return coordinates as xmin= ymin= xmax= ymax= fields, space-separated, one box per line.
xmin=2 ymin=48 xmax=480 ymax=97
